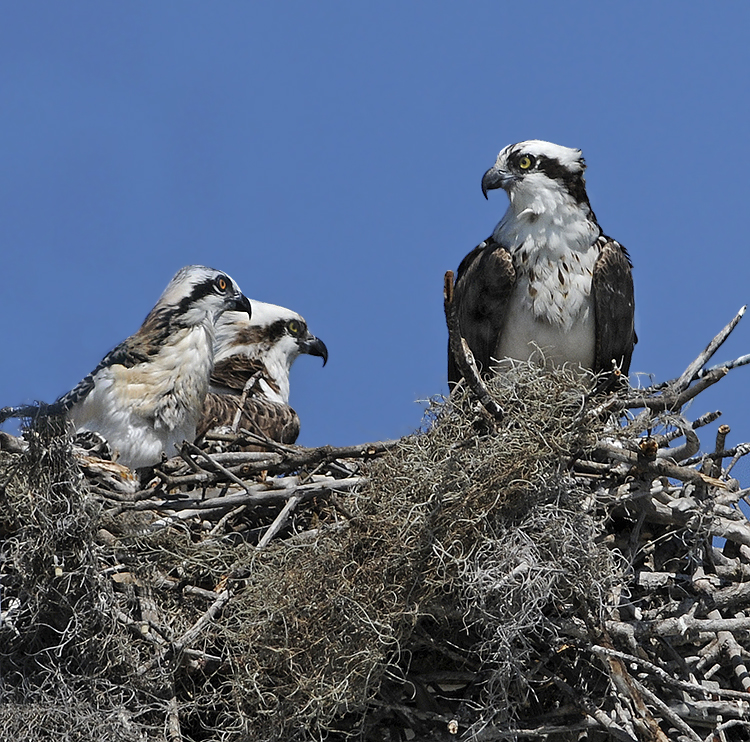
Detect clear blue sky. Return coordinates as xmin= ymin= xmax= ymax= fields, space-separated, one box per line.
xmin=1 ymin=3 xmax=749 ymax=476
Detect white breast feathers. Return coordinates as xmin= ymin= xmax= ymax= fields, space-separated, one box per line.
xmin=68 ymin=325 xmax=214 ymax=469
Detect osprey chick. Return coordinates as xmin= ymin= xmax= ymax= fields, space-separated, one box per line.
xmin=449 ymin=140 xmax=635 ymax=387
xmin=1 ymin=265 xmax=252 ymax=469
xmin=197 ymin=301 xmax=328 ymax=447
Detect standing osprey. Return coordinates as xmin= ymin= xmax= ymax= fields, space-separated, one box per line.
xmin=197 ymin=301 xmax=328 ymax=446
xmin=0 ymin=265 xmax=252 ymax=469
xmin=448 ymin=140 xmax=635 ymax=386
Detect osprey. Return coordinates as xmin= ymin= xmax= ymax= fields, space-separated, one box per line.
xmin=0 ymin=265 xmax=252 ymax=469
xmin=448 ymin=140 xmax=635 ymax=386
xmin=197 ymin=300 xmax=328 ymax=447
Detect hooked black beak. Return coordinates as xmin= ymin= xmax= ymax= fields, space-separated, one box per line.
xmin=481 ymin=164 xmax=505 ymax=200
xmin=230 ymin=293 xmax=253 ymax=320
xmin=301 ymin=335 xmax=328 ymax=366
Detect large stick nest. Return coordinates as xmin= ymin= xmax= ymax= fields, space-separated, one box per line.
xmin=2 ymin=313 xmax=750 ymax=741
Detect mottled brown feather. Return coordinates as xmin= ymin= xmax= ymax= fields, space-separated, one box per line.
xmin=448 ymin=237 xmax=516 ymax=383
xmin=210 ymin=356 xmax=269 ymax=393
xmin=197 ymin=392 xmax=300 ymax=445
xmin=592 ymin=236 xmax=637 ymax=375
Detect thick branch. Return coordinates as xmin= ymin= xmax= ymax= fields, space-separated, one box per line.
xmin=675 ymin=305 xmax=746 ymax=391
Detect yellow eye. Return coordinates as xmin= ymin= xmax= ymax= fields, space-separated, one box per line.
xmin=518 ymin=155 xmax=534 ymax=170
xmin=216 ymin=276 xmax=228 ymax=292
xmin=288 ymin=320 xmax=300 ymax=335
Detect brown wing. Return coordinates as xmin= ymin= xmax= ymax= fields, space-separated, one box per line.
xmin=239 ymin=397 xmax=300 ymax=444
xmin=197 ymin=392 xmax=300 ymax=446
xmin=592 ymin=236 xmax=636 ymax=376
xmin=449 ymin=237 xmax=516 ymax=384
xmin=210 ymin=356 xmax=266 ymax=393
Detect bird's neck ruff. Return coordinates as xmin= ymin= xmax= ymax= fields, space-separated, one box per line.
xmin=495 ymin=181 xmax=600 ymax=256
xmin=121 ymin=322 xmax=217 ymax=431
xmin=257 ymin=342 xmax=295 ymax=404
xmin=495 ymin=184 xmax=601 ymax=330
xmin=154 ymin=323 xmax=216 ymax=407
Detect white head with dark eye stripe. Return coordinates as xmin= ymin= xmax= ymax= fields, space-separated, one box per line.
xmin=482 ymin=140 xmax=600 ymax=252
xmin=140 ymin=265 xmax=252 ymax=338
xmin=212 ymin=300 xmax=327 ymax=404
xmin=482 ymin=140 xmax=595 ymax=216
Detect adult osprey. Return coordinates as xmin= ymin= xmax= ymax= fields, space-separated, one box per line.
xmin=448 ymin=140 xmax=635 ymax=386
xmin=0 ymin=266 xmax=252 ymax=469
xmin=197 ymin=301 xmax=328 ymax=447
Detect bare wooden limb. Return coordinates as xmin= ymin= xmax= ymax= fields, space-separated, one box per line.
xmin=137 ymin=589 xmax=231 ymax=676
xmin=266 ymin=439 xmax=399 ymax=470
xmin=551 ymin=675 xmax=638 ymax=742
xmin=181 ymin=440 xmax=253 ymax=494
xmin=715 ymin=424 xmax=731 ymax=460
xmin=675 ymin=305 xmax=746 ymax=392
xmin=113 ymin=605 xmax=164 ymax=646
xmin=655 ymin=425 xmax=700 ymax=462
xmin=725 ymin=442 xmax=750 ymax=477
xmin=159 ymin=447 xmax=282 ymax=471
xmin=712 ymin=582 xmax=750 ymax=613
xmin=457 ymin=719 xmax=594 ymax=740
xmin=590 ymin=645 xmax=750 ymax=702
xmin=613 ymin=368 xmax=728 ymax=414
xmin=174 ymin=589 xmax=231 ymax=654
xmin=597 ymin=646 xmax=671 ymax=742
xmin=257 ymin=493 xmax=304 ymax=548
xmin=699 ymin=424 xmax=732 ymax=478
xmin=610 ymin=614 xmax=750 ymax=639
xmin=165 ymin=693 xmax=182 ymax=742
xmin=629 ymin=673 xmax=702 ymax=742
xmin=208 ymin=504 xmax=246 ymax=537
xmin=133 ymin=475 xmax=365 ymax=513
xmin=709 ymin=719 xmax=750 ymax=740
xmin=593 ymin=441 xmax=725 ymax=487
xmin=693 ymin=410 xmax=723 ymax=429
xmin=196 ymin=435 xmax=396 ymax=473
xmin=670 ymin=698 xmax=750 ymax=723
xmin=684 ymin=444 xmax=750 ymax=468
xmin=699 ymin=351 xmax=750 ymax=378
xmin=656 ymin=411 xmax=721 ymax=449
xmin=709 ymin=609 xmax=750 ymax=693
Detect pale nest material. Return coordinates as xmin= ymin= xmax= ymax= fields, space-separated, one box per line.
xmin=2 ymin=312 xmax=750 ymax=741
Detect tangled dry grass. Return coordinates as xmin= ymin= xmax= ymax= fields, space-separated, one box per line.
xmin=2 ymin=311 xmax=750 ymax=741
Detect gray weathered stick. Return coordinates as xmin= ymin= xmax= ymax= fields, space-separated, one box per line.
xmin=675 ymin=305 xmax=746 ymax=392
